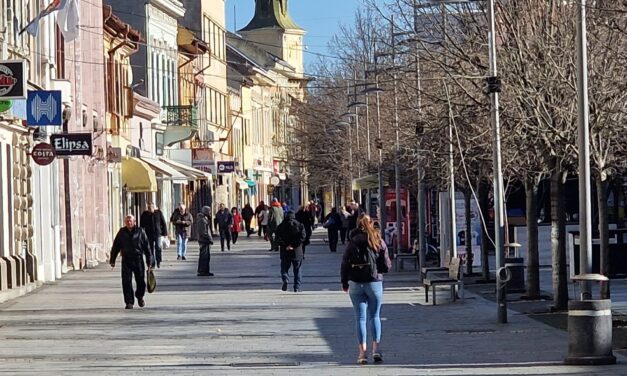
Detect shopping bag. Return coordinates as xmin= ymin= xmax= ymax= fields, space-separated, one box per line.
xmin=147 ymin=268 xmax=157 ymax=293
xmin=161 ymin=236 xmax=170 ymax=250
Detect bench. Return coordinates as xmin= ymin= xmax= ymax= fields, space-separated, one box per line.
xmin=423 ymin=257 xmax=463 ymax=305
xmin=395 ymin=248 xmax=418 ymax=271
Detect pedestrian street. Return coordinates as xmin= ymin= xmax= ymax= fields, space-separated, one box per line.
xmin=1 ymin=229 xmax=626 ymax=375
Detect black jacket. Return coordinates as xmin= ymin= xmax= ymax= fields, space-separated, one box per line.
xmin=340 ymin=229 xmax=392 ymax=288
xmin=241 ymin=205 xmax=254 ymax=221
xmin=275 ymin=213 xmax=307 ymax=261
xmin=214 ymin=209 xmax=233 ymax=230
xmin=139 ymin=210 xmax=167 ymax=239
xmin=324 ymin=211 xmax=342 ymax=231
xmin=170 ymin=209 xmax=193 ymax=237
xmin=196 ymin=213 xmax=214 ymax=245
xmin=295 ymin=209 xmax=314 ymax=230
xmin=110 ymin=226 xmax=151 ymax=265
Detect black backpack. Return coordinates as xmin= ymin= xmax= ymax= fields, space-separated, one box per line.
xmin=349 ymin=244 xmax=379 ymax=283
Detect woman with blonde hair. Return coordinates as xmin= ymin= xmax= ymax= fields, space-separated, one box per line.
xmin=341 ymin=214 xmax=392 ymax=365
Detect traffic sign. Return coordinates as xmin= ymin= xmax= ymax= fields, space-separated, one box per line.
xmin=27 ymin=90 xmax=62 ymax=126
xmin=31 ymin=143 xmax=56 ymax=166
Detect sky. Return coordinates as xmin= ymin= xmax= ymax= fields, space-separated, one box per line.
xmin=226 ymin=0 xmax=364 ymax=71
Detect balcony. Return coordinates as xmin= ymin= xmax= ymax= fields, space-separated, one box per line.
xmin=162 ymin=105 xmax=199 ymax=146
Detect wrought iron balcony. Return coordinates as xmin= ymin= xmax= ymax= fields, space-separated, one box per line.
xmin=162 ymin=105 xmax=198 ymax=129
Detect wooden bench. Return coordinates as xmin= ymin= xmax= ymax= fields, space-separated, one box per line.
xmin=423 ymin=257 xmax=463 ymax=305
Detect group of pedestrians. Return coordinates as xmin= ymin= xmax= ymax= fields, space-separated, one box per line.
xmin=110 ymin=199 xmax=392 ymax=367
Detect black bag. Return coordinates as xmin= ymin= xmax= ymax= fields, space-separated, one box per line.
xmin=349 ymin=244 xmax=378 ymax=283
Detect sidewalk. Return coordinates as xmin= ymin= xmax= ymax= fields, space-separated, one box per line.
xmin=0 ymin=228 xmax=625 ymax=375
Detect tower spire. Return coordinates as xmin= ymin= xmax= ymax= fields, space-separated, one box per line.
xmin=239 ymin=0 xmax=303 ymax=31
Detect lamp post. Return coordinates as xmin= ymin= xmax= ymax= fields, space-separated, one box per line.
xmin=429 ymin=0 xmax=506 ymax=322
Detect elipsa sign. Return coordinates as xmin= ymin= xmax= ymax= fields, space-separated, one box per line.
xmin=50 ymin=133 xmax=93 ymax=156
xmin=0 ymin=60 xmax=27 ymax=100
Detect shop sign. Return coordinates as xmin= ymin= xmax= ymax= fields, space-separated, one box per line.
xmin=31 ymin=143 xmax=56 ymax=166
xmin=217 ymin=161 xmax=235 ymax=174
xmin=26 ymin=90 xmax=62 ymax=126
xmin=0 ymin=100 xmax=12 ymax=112
xmin=50 ymin=133 xmax=93 ymax=156
xmin=0 ymin=60 xmax=27 ymax=99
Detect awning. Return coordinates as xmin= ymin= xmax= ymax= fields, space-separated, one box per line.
xmin=159 ymin=158 xmax=212 ymax=181
xmin=352 ymin=174 xmax=388 ymax=190
xmin=141 ymin=157 xmax=189 ymax=184
xmin=245 ymin=179 xmax=256 ymax=187
xmin=122 ymin=157 xmax=157 ymax=192
xmin=236 ymin=179 xmax=249 ymax=190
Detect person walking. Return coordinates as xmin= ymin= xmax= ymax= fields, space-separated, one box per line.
xmin=323 ymin=207 xmax=342 ymax=252
xmin=267 ymin=198 xmax=284 ymax=252
xmin=214 ymin=204 xmax=233 ymax=252
xmin=231 ymin=207 xmax=242 ymax=244
xmin=295 ymin=205 xmax=314 ymax=257
xmin=170 ymin=202 xmax=193 ymax=261
xmin=139 ymin=202 xmax=167 ymax=268
xmin=196 ymin=206 xmax=215 ymax=276
xmin=260 ymin=205 xmax=269 ymax=238
xmin=255 ymin=201 xmax=266 ymax=237
xmin=110 ymin=215 xmax=152 ymax=309
xmin=341 ymin=214 xmax=392 ymax=365
xmin=275 ymin=211 xmax=306 ymax=292
xmin=347 ymin=202 xmax=359 ymax=234
xmin=340 ymin=205 xmax=351 ymax=245
xmin=241 ymin=203 xmax=254 ymax=237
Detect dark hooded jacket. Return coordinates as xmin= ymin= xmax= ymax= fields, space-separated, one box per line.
xmin=139 ymin=209 xmax=167 ymax=240
xmin=341 ymin=229 xmax=392 ymax=289
xmin=275 ymin=212 xmax=307 ymax=261
xmin=196 ymin=206 xmax=214 ymax=245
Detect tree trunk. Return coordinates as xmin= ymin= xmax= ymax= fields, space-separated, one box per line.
xmin=551 ymin=165 xmax=569 ymax=311
xmin=525 ymin=177 xmax=540 ymax=299
xmin=478 ymin=180 xmax=490 ymax=280
xmin=596 ymin=175 xmax=610 ymax=299
xmin=464 ymin=189 xmax=473 ymax=275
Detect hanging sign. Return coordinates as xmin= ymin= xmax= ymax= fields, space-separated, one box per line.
xmin=0 ymin=60 xmax=27 ymax=99
xmin=0 ymin=100 xmax=12 ymax=112
xmin=50 ymin=133 xmax=93 ymax=156
xmin=31 ymin=143 xmax=56 ymax=166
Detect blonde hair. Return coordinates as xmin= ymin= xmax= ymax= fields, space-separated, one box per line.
xmin=357 ymin=214 xmax=381 ymax=251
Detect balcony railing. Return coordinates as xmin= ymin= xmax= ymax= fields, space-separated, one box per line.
xmin=162 ymin=105 xmax=198 ymax=129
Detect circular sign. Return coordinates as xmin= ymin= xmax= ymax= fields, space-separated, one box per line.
xmin=0 ymin=100 xmax=12 ymax=113
xmin=0 ymin=65 xmax=17 ymax=96
xmin=270 ymin=176 xmax=280 ymax=185
xmin=31 ymin=143 xmax=56 ymax=166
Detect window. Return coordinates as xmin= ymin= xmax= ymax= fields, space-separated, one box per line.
xmin=203 ymin=15 xmax=226 ymax=61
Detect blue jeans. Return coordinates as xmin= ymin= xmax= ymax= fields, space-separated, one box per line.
xmin=281 ymin=258 xmax=303 ymax=291
xmin=176 ymin=234 xmax=188 ymax=257
xmin=148 ymin=237 xmax=162 ymax=267
xmin=348 ymin=281 xmax=383 ymax=345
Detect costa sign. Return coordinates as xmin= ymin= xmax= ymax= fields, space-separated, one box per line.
xmin=0 ymin=60 xmax=27 ymax=100
xmin=31 ymin=143 xmax=56 ymax=166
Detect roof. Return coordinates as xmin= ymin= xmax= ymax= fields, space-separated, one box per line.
xmin=103 ymin=5 xmax=143 ymax=44
xmin=239 ymin=0 xmax=303 ymax=32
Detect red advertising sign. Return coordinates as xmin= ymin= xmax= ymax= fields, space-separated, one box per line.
xmin=384 ymin=188 xmax=410 ymax=251
xmin=31 ymin=143 xmax=56 ymax=166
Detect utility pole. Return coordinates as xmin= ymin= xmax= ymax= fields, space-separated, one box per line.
xmin=486 ymin=0 xmax=507 ymax=323
xmin=392 ymin=17 xmax=403 ymax=258
xmin=577 ymin=0 xmax=592 ymax=299
xmin=374 ymin=43 xmax=386 ymax=240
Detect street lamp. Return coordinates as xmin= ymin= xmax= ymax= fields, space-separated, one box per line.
xmin=334 ymin=119 xmax=353 ymax=205
xmin=428 ymin=0 xmax=506 ymax=323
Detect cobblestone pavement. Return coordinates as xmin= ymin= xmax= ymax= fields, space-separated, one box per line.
xmin=1 ymin=229 xmax=626 ymax=375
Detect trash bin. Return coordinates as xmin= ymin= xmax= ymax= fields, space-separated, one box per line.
xmin=504 ymin=257 xmax=525 ymax=293
xmin=565 ymin=274 xmax=616 ymax=365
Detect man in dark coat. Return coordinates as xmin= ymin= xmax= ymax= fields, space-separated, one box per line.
xmin=295 ymin=205 xmax=314 ymax=257
xmin=275 ymin=211 xmax=307 ymax=292
xmin=254 ymin=201 xmax=266 ymax=237
xmin=268 ymin=198 xmax=284 ymax=252
xmin=110 ymin=215 xmax=152 ymax=309
xmin=241 ymin=203 xmax=254 ymax=237
xmin=214 ymin=203 xmax=233 ymax=252
xmin=170 ymin=202 xmax=193 ymax=261
xmin=196 ymin=206 xmax=215 ymax=276
xmin=139 ymin=202 xmax=168 ymax=268
xmin=324 ymin=207 xmax=343 ymax=252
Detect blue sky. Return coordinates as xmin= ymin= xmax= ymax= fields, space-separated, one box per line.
xmin=226 ymin=0 xmax=363 ymax=70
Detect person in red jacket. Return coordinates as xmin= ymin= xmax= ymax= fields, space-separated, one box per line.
xmin=231 ymin=207 xmax=243 ymax=244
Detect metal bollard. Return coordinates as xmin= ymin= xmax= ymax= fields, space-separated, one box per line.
xmin=565 ymin=274 xmax=616 ymax=365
